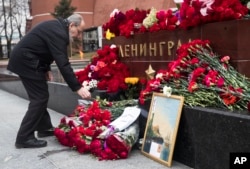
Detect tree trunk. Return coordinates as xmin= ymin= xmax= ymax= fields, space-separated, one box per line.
xmin=7 ymin=40 xmax=12 ymax=58
xmin=0 ymin=37 xmax=3 ymax=59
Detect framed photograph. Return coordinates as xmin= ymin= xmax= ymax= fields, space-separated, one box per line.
xmin=141 ymin=92 xmax=184 ymax=167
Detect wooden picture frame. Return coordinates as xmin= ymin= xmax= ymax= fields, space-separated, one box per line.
xmin=141 ymin=92 xmax=184 ymax=167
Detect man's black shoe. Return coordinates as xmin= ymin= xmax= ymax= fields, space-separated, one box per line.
xmin=37 ymin=128 xmax=55 ymax=138
xmin=15 ymin=138 xmax=47 ymax=148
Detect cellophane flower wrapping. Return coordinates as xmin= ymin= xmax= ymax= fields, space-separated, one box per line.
xmin=105 ymin=121 xmax=140 ymax=159
xmin=55 ymin=99 xmax=140 ymax=160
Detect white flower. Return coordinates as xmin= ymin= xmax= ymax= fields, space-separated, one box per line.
xmin=89 ymin=79 xmax=98 ymax=88
xmin=200 ymin=0 xmax=214 ymax=16
xmin=82 ymin=79 xmax=98 ymax=91
xmin=82 ymin=81 xmax=91 ymax=91
xmin=110 ymin=8 xmax=120 ymax=18
xmin=156 ymin=73 xmax=163 ymax=79
xmin=88 ymin=72 xmax=92 ymax=78
xmin=82 ymin=81 xmax=88 ymax=86
xmin=173 ymin=0 xmax=183 ymax=3
xmin=110 ymin=44 xmax=117 ymax=49
xmin=142 ymin=7 xmax=158 ymax=29
xmin=176 ymin=20 xmax=180 ymax=26
xmin=163 ymin=86 xmax=172 ymax=97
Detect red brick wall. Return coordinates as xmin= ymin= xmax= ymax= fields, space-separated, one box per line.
xmin=30 ymin=0 xmax=176 ymax=29
xmin=30 ymin=0 xmax=95 ymax=28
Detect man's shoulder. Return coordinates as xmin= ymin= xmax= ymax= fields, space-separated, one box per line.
xmin=31 ymin=19 xmax=63 ymax=34
xmin=29 ymin=19 xmax=57 ymax=30
xmin=27 ymin=18 xmax=68 ymax=41
xmin=38 ymin=19 xmax=59 ymax=27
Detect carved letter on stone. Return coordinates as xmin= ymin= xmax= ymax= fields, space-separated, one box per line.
xmin=131 ymin=44 xmax=138 ymax=57
xmin=149 ymin=42 xmax=157 ymax=56
xmin=159 ymin=42 xmax=166 ymax=57
xmin=140 ymin=43 xmax=147 ymax=57
xmin=119 ymin=45 xmax=124 ymax=57
xmin=168 ymin=41 xmax=174 ymax=56
xmin=125 ymin=45 xmax=130 ymax=57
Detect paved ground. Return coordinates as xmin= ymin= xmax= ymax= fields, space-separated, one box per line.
xmin=0 ymin=89 xmax=193 ymax=169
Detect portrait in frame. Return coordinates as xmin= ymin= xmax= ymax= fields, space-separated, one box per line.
xmin=141 ymin=92 xmax=184 ymax=167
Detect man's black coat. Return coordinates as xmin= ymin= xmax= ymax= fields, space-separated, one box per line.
xmin=7 ymin=18 xmax=81 ymax=91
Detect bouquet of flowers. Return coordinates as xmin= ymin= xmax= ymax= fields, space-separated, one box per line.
xmin=54 ymin=101 xmax=111 ymax=151
xmin=75 ymin=45 xmax=130 ymax=93
xmin=54 ymin=100 xmax=140 ymax=160
xmin=139 ymin=39 xmax=250 ymax=112
xmin=104 ymin=121 xmax=139 ymax=159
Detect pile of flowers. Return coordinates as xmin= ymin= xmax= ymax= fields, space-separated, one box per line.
xmin=75 ymin=45 xmax=130 ymax=93
xmin=103 ymin=8 xmax=147 ymax=39
xmin=139 ymin=39 xmax=250 ymax=112
xmin=103 ymin=7 xmax=179 ymax=39
xmin=54 ymin=100 xmax=139 ymax=160
xmin=103 ymin=0 xmax=248 ymax=39
xmin=178 ymin=0 xmax=248 ymax=29
xmin=75 ymin=45 xmax=147 ymax=100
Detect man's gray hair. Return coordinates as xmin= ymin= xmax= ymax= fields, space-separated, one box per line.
xmin=67 ymin=13 xmax=83 ymax=26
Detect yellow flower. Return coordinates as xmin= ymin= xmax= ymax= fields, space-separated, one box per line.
xmin=125 ymin=77 xmax=139 ymax=85
xmin=105 ymin=29 xmax=115 ymax=40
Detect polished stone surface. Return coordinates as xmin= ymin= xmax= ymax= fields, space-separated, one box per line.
xmin=178 ymin=106 xmax=250 ymax=169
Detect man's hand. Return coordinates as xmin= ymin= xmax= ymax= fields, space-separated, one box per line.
xmin=77 ymin=87 xmax=91 ymax=98
xmin=46 ymin=71 xmax=53 ymax=81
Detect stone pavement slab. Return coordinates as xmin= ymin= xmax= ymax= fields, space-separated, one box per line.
xmin=0 ymin=89 xmax=193 ymax=169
